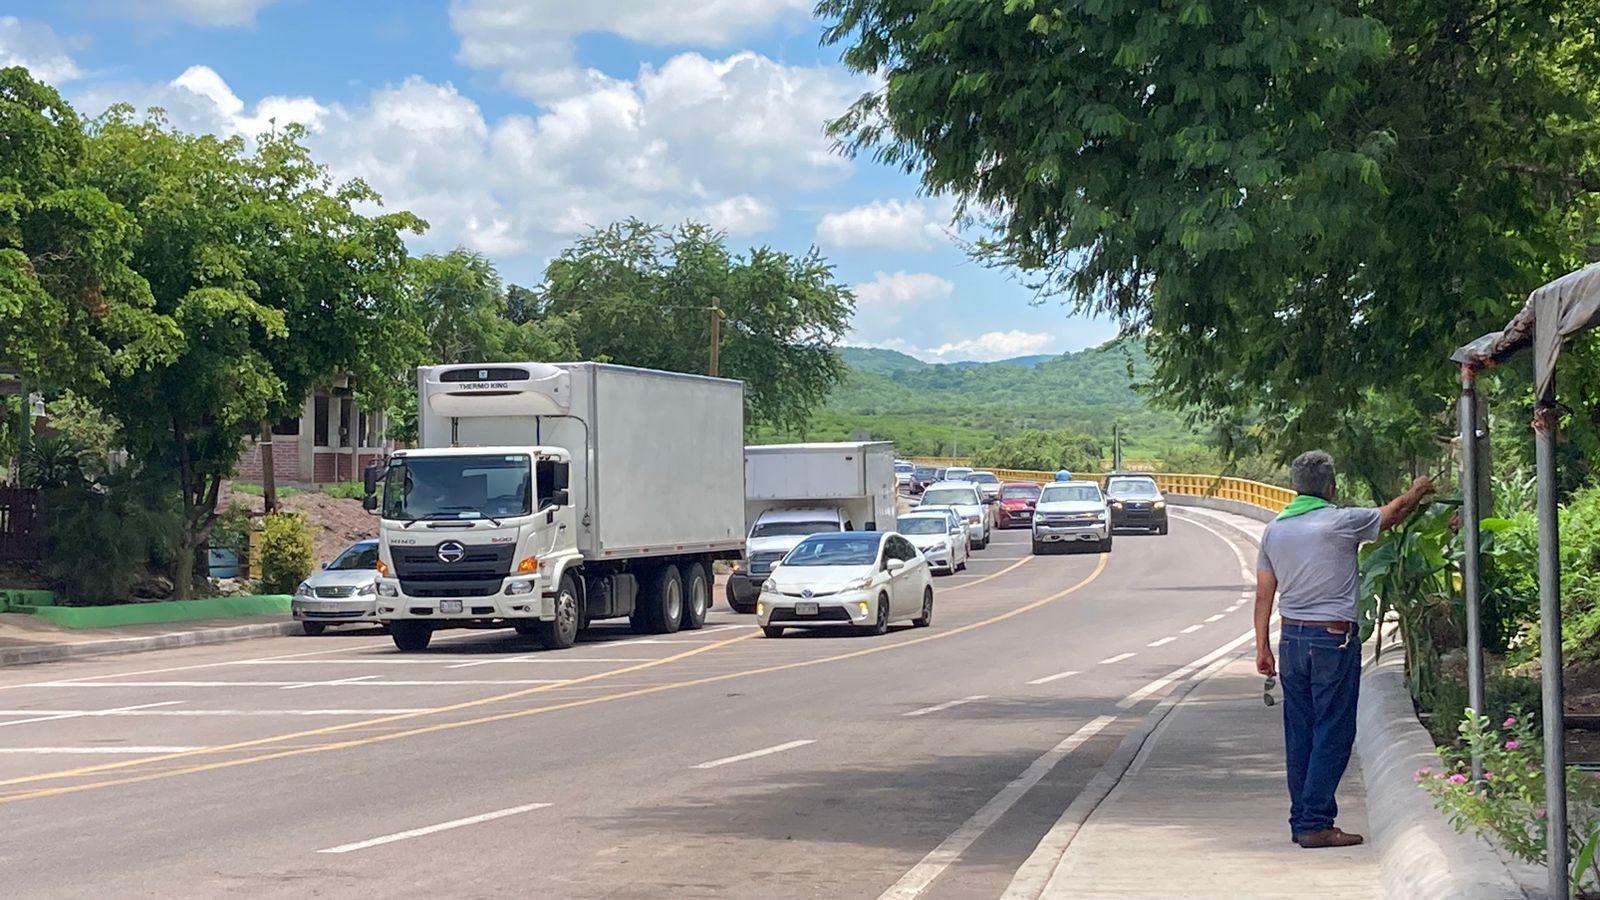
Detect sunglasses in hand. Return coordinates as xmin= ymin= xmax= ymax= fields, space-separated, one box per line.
xmin=1262 ymin=676 xmax=1277 ymax=707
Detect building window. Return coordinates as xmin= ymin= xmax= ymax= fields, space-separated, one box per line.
xmin=313 ymin=396 xmax=329 ymax=447
xmin=271 ymin=416 xmax=300 ymax=437
xmin=338 ymin=397 xmax=352 ymax=448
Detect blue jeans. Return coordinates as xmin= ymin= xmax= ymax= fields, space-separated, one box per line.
xmin=1279 ymin=622 xmax=1361 ymax=837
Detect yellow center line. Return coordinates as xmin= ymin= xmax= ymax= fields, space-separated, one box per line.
xmin=0 ymin=552 xmax=1101 ymax=806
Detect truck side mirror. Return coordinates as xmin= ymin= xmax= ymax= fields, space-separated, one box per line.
xmin=363 ymin=464 xmax=381 ymax=497
xmin=362 ymin=494 xmax=378 ymax=512
xmin=552 ymin=488 xmax=570 ymax=507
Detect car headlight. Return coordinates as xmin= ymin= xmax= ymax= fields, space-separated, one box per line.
xmin=846 ymin=575 xmax=874 ymax=591
xmin=1153 ymin=500 xmax=1166 ymax=510
xmin=294 ymin=582 xmax=312 ymax=598
xmin=729 ymin=560 xmax=743 ymax=573
xmin=1100 ymin=510 xmax=1110 ymax=520
xmin=967 ymin=515 xmax=980 ymax=524
xmin=356 ymin=582 xmax=377 ymax=596
xmin=761 ymin=579 xmax=777 ymax=593
xmin=932 ymin=540 xmax=947 ymax=552
xmin=1112 ymin=500 xmax=1124 ymax=509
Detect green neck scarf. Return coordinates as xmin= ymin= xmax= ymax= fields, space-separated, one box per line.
xmin=1278 ymin=494 xmax=1335 ymax=520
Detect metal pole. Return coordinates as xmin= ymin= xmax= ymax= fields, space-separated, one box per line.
xmin=1459 ymin=366 xmax=1486 ymax=781
xmin=708 ymin=296 xmax=721 ymax=378
xmin=1535 ymin=399 xmax=1569 ymax=899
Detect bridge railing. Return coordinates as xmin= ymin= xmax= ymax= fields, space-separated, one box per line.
xmin=906 ymin=457 xmax=1293 ymax=514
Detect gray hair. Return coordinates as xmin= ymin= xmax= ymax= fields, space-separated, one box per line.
xmin=1290 ymin=450 xmax=1337 ymax=499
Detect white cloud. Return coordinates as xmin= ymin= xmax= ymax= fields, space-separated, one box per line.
xmin=450 ymin=0 xmax=813 ymax=101
xmin=848 ymin=331 xmax=1058 ymax=363
xmin=817 ymin=199 xmax=952 ymax=252
xmin=0 ymin=17 xmax=82 ymax=83
xmin=852 ymin=271 xmax=954 ymax=309
xmin=77 ymin=54 xmax=851 ymax=259
xmin=96 ymin=0 xmax=284 ymax=27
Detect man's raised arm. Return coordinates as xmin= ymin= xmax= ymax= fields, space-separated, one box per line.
xmin=1378 ymin=476 xmax=1435 ymax=531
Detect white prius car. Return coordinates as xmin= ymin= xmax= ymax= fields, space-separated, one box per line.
xmin=756 ymin=531 xmax=934 ymax=637
xmin=895 ymin=511 xmax=969 ymax=574
xmin=916 ymin=481 xmax=992 ymax=549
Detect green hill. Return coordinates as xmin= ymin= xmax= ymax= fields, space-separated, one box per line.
xmin=753 ymin=340 xmax=1202 ymax=459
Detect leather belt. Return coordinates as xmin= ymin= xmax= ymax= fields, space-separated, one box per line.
xmin=1282 ymin=616 xmax=1353 ymax=633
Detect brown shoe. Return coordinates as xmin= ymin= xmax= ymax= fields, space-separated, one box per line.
xmin=1295 ymin=827 xmax=1364 ymax=848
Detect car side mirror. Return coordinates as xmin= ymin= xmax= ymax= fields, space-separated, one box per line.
xmin=886 ymin=558 xmax=906 ymax=572
xmin=321 ymin=563 xmax=329 ymax=570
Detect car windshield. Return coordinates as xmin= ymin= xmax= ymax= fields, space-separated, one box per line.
xmin=945 ymin=468 xmax=973 ymax=479
xmin=1039 ymin=485 xmax=1103 ymax=504
xmin=914 ymin=468 xmax=936 ymax=479
xmin=970 ymin=473 xmax=1000 ymax=484
xmin=784 ymin=535 xmax=881 ymax=567
xmin=896 ymin=516 xmax=948 ymax=535
xmin=1108 ymin=478 xmax=1161 ymax=498
xmin=751 ymin=520 xmax=840 ymax=539
xmin=1001 ymin=486 xmax=1040 ymax=500
xmin=922 ymin=487 xmax=978 ymax=506
xmin=328 ymin=543 xmax=378 ymax=570
xmin=382 ymin=454 xmax=533 ymax=520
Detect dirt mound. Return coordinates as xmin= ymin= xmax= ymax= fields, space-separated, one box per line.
xmin=218 ymin=483 xmax=377 ymax=567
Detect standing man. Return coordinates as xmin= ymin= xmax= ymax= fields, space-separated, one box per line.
xmin=1254 ymin=450 xmax=1432 ymax=848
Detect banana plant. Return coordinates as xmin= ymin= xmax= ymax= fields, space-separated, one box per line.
xmin=1359 ymin=502 xmax=1458 ymax=705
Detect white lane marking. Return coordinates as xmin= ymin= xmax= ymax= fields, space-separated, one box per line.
xmin=1098 ymin=652 xmax=1135 ymax=665
xmin=280 ymin=674 xmax=382 ymax=691
xmin=692 ymin=739 xmax=816 ymax=770
xmin=29 ymin=679 xmax=571 ymax=688
xmin=1146 ymin=637 xmax=1175 ymax=648
xmin=317 ymin=803 xmax=552 ymax=854
xmin=0 ymin=746 xmax=205 ymax=754
xmin=878 ymin=715 xmax=1116 ymax=900
xmin=1117 ymin=619 xmax=1279 ymax=710
xmin=0 ymin=708 xmax=432 ymax=717
xmin=1225 ymin=604 xmax=1241 ymax=613
xmin=1180 ymin=625 xmax=1202 ymax=634
xmin=1026 ymin=670 xmax=1080 ymax=686
xmin=446 ymin=654 xmax=541 ymax=670
xmin=903 ymin=696 xmax=988 ymax=718
xmin=0 ymin=701 xmax=182 ymax=729
xmin=962 ymin=556 xmax=1029 ymax=561
xmin=1204 ymin=614 xmax=1225 ymax=623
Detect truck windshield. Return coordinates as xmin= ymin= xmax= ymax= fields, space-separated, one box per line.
xmin=383 ymin=454 xmax=533 ymax=521
xmin=751 ymin=520 xmax=839 ymax=539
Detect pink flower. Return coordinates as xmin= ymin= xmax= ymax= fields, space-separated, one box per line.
xmin=1538 ymin=808 xmax=1548 ymax=819
xmin=1448 ymin=774 xmax=1469 ymax=784
xmin=1504 ymin=716 xmax=1518 ymax=728
xmin=1484 ymin=771 xmax=1495 ymax=780
xmin=1416 ymin=767 xmax=1432 ymax=780
xmin=1505 ymin=740 xmax=1521 ymax=750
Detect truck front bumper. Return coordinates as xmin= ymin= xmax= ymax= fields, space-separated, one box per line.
xmin=374 ymin=577 xmax=554 ymax=622
xmin=1032 ymin=523 xmax=1108 ymax=543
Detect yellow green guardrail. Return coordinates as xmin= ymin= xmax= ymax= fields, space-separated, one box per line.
xmin=907 ymin=457 xmax=1294 ymax=514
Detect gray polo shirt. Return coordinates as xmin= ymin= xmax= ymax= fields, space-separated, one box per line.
xmin=1257 ymin=506 xmax=1382 ymax=623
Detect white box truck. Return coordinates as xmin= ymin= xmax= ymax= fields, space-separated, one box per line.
xmin=364 ymin=362 xmax=746 ymax=651
xmin=725 ymin=442 xmax=898 ymax=612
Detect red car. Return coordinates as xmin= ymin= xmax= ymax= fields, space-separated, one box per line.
xmin=995 ymin=482 xmax=1042 ymax=528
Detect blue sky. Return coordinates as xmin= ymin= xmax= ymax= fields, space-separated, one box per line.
xmin=3 ymin=0 xmax=1116 ymax=362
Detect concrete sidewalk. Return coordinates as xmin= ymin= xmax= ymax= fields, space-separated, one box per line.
xmin=0 ymin=611 xmax=305 ymax=666
xmin=1025 ymin=654 xmax=1381 ymax=898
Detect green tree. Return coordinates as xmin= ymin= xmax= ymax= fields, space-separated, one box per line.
xmin=79 ymin=108 xmax=423 ymax=598
xmin=971 ymin=429 xmax=1103 ymax=472
xmin=820 ymin=1 xmax=1600 ymax=496
xmin=532 ymin=220 xmax=854 ymax=430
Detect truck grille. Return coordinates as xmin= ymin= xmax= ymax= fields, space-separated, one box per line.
xmin=394 ymin=544 xmax=515 ymax=598
xmin=747 ymin=551 xmax=785 ymax=576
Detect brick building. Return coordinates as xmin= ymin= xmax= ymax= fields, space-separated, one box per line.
xmin=235 ymin=377 xmax=393 ymax=485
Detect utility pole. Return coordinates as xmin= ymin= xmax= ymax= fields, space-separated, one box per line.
xmin=708 ymin=296 xmax=721 ymax=377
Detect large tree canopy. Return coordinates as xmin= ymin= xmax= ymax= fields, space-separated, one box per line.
xmin=820 ymin=0 xmax=1600 ymax=496
xmin=530 ymin=220 xmax=854 ymax=431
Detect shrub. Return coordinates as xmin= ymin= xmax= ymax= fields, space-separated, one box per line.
xmin=40 ymin=472 xmax=181 ymax=603
xmin=257 ymin=512 xmax=313 ymax=594
xmin=1423 ymin=709 xmax=1600 ymax=894
xmin=321 ymin=481 xmax=366 ymax=501
xmin=972 ymin=428 xmax=1102 ymax=472
xmin=210 ymin=503 xmax=253 ymax=557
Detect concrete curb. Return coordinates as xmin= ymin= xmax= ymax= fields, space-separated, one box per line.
xmin=0 ymin=620 xmax=303 ymax=668
xmin=1356 ymin=646 xmax=1531 ymax=900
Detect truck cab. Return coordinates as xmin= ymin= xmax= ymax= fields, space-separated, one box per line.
xmin=726 ymin=507 xmax=850 ymax=612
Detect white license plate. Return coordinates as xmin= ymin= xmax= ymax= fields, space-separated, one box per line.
xmin=439 ymin=600 xmax=464 ymax=614
xmin=794 ymin=602 xmax=819 ymax=616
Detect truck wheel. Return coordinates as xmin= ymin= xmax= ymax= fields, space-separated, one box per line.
xmin=680 ymin=563 xmax=708 ymax=631
xmin=649 ymin=565 xmax=683 ymax=635
xmin=726 ymin=581 xmax=755 ymax=614
xmin=390 ymin=621 xmax=432 ymax=652
xmin=1100 ymin=535 xmax=1114 ymax=553
xmin=301 ymin=622 xmax=326 ymax=636
xmin=1158 ymin=521 xmax=1169 ymax=535
xmin=538 ymin=574 xmax=581 ymax=650
xmin=1031 ymin=539 xmax=1045 ymax=555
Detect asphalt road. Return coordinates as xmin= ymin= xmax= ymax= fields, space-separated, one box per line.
xmin=0 ymin=511 xmax=1259 ymax=899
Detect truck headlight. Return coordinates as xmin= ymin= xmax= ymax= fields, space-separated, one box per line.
xmin=377 ymin=582 xmax=398 ymax=597
xmin=1153 ymin=500 xmax=1166 ymax=510
xmin=506 ymin=580 xmax=535 ymax=596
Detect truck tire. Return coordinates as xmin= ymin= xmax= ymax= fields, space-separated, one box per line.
xmin=538 ymin=574 xmax=581 ymax=650
xmin=390 ymin=621 xmax=432 ymax=652
xmin=648 ymin=565 xmax=683 ymax=635
xmin=726 ymin=581 xmax=755 ymax=614
xmin=680 ymin=562 xmax=708 ymax=631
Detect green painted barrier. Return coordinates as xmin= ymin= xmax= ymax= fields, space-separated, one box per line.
xmin=0 ymin=589 xmax=55 ymax=611
xmin=21 ymin=595 xmax=292 ymax=629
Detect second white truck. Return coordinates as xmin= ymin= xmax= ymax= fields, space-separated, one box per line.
xmin=725 ymin=441 xmax=898 ymax=612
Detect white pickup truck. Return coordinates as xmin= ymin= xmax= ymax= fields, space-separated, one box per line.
xmin=365 ymin=362 xmax=746 ymax=651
